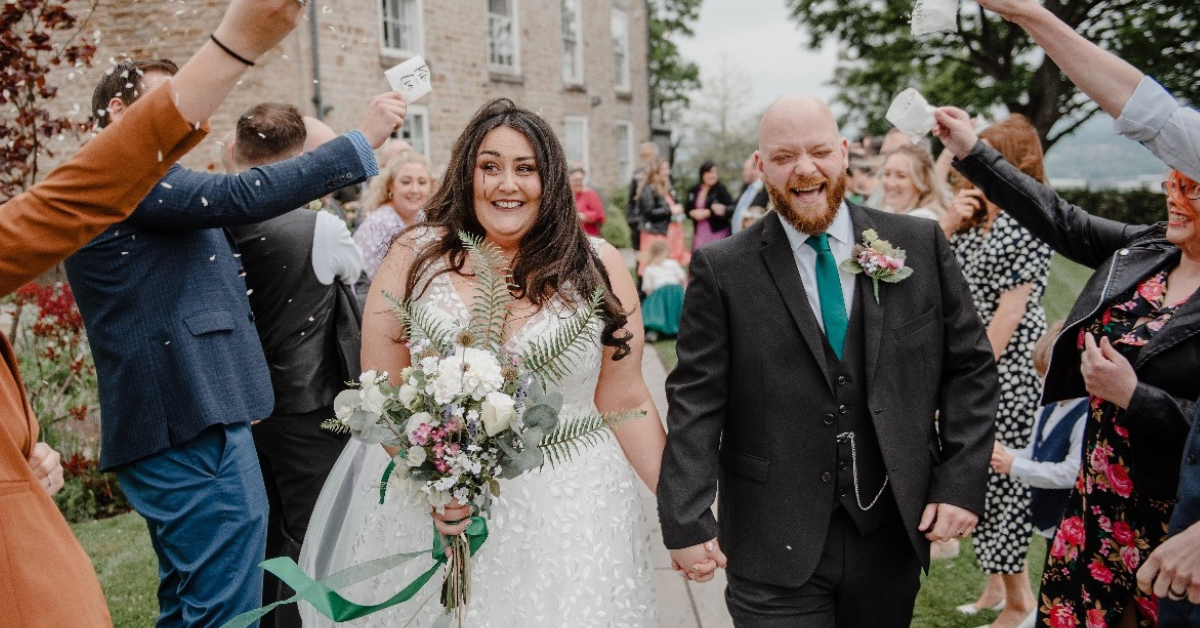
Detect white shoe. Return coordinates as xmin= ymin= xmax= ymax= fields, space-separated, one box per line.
xmin=956 ymin=601 xmax=1005 ymax=615
xmin=1016 ymin=609 xmax=1037 ymax=628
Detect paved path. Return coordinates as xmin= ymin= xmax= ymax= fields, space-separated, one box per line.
xmin=639 ymin=342 xmax=733 ymax=628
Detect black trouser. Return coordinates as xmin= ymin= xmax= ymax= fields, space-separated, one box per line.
xmin=252 ymin=405 xmax=349 ymax=628
xmin=628 ymin=222 xmax=641 ymax=250
xmin=725 ymin=509 xmax=921 ymax=628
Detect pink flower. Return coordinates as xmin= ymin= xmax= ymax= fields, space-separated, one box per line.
xmin=1136 ymin=596 xmax=1158 ymax=623
xmin=1111 ymin=521 xmax=1136 ymax=547
xmin=1089 ymin=559 xmax=1114 ymax=584
xmin=1090 ymin=447 xmax=1109 ymax=473
xmin=1138 ymin=277 xmax=1165 ymax=302
xmin=1060 ymin=516 xmax=1087 ymax=547
xmin=1106 ymin=464 xmax=1133 ymax=497
xmin=1085 ymin=608 xmax=1107 ymax=628
xmin=1051 ymin=534 xmax=1069 ymax=559
xmin=1048 ymin=602 xmax=1080 ymax=628
xmin=1120 ymin=545 xmax=1141 ymax=572
xmin=1114 ymin=424 xmax=1130 ymax=439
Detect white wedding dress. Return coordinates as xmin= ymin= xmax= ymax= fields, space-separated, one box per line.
xmin=299 ymin=237 xmax=657 ymax=627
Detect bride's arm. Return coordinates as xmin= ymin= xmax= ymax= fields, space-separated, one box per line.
xmin=361 ymin=233 xmax=421 ymax=458
xmin=593 ymin=242 xmax=668 ymax=494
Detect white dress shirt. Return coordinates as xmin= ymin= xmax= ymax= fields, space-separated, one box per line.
xmin=778 ymin=203 xmax=856 ymax=331
xmin=1115 ymin=76 xmax=1200 ymax=183
xmin=312 ymin=210 xmax=364 ymax=286
xmin=1005 ymin=398 xmax=1088 ymax=491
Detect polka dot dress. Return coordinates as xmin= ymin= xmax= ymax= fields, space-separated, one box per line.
xmin=951 ymin=212 xmax=1052 ymax=574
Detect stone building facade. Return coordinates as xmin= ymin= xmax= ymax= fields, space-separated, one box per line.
xmin=46 ymin=0 xmax=650 ymax=195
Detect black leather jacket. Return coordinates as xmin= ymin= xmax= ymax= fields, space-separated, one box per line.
xmin=955 ymin=141 xmax=1200 ymax=499
xmin=636 ymin=184 xmax=673 ymax=235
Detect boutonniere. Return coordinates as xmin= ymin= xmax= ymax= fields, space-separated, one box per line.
xmin=839 ymin=229 xmax=913 ymax=303
xmin=307 ymin=199 xmax=325 ymax=212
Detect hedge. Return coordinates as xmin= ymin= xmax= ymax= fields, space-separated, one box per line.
xmin=1056 ymin=188 xmax=1166 ymax=228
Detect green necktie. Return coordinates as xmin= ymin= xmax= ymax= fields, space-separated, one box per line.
xmin=805 ymin=233 xmax=848 ymax=360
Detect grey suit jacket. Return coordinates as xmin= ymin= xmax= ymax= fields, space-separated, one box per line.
xmin=657 ymin=206 xmax=998 ymax=587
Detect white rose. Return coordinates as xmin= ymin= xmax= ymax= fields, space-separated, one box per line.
xmin=405 ymin=446 xmax=427 ymax=467
xmin=359 ymin=382 xmax=388 ymax=416
xmin=480 ymin=392 xmax=516 ymax=436
xmin=398 ymin=383 xmax=420 ymax=410
xmin=406 ymin=412 xmax=433 ymax=442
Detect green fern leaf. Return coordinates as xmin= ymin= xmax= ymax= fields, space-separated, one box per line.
xmin=517 ymin=287 xmax=603 ymax=388
xmin=536 ymin=409 xmax=645 ymax=469
xmin=459 ymin=231 xmax=514 ymax=352
xmin=382 ymin=291 xmax=456 ymax=351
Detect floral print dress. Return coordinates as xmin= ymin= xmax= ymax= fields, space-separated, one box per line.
xmin=1038 ymin=271 xmax=1186 ymax=628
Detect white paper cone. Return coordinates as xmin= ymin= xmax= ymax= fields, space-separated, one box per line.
xmin=912 ymin=0 xmax=958 ymax=36
xmin=385 ymin=55 xmax=433 ymax=102
xmin=885 ymin=88 xmax=937 ymax=145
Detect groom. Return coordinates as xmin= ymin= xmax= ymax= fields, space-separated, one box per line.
xmin=657 ymin=94 xmax=998 ymax=627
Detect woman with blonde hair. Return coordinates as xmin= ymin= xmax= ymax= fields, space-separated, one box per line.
xmin=353 ymin=149 xmax=432 ymax=280
xmin=635 ymin=157 xmax=685 ymax=275
xmin=880 ymin=144 xmax=948 ymax=220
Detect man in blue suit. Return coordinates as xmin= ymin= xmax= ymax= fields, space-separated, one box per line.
xmin=64 ymin=59 xmax=406 ymax=628
xmin=1139 ymin=396 xmax=1200 ymax=626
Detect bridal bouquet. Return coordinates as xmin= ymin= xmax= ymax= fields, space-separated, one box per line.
xmin=322 ymin=232 xmax=641 ymax=620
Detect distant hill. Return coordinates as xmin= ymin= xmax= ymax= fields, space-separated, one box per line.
xmin=1043 ymin=116 xmax=1169 ymax=189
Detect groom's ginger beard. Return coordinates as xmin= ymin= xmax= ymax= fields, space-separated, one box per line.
xmin=766 ymin=170 xmax=847 ymax=235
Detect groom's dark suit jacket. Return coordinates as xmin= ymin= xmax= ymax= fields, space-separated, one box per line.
xmin=658 ymin=205 xmax=998 ymax=588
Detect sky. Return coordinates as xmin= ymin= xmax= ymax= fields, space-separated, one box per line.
xmin=672 ymin=0 xmax=840 ymax=115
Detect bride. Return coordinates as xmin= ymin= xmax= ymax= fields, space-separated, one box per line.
xmin=300 ymin=99 xmax=667 ymax=626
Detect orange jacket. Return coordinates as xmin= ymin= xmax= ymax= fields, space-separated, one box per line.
xmin=0 ymin=82 xmax=206 ymax=627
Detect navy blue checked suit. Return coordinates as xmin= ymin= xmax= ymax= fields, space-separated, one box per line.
xmin=65 ymin=132 xmax=376 ymax=628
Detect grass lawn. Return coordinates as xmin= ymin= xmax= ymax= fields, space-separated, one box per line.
xmin=73 ymin=512 xmax=158 ymax=627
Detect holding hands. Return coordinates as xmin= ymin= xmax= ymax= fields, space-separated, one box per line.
xmin=1081 ymin=333 xmax=1137 ymax=409
xmin=669 ymin=538 xmax=727 ymax=583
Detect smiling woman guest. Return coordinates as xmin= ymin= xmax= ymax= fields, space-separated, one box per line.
xmin=355 ymin=149 xmax=432 ymax=280
xmin=686 ymin=161 xmax=734 ymax=250
xmin=938 ymin=105 xmax=1200 ymax=628
xmin=299 ymin=98 xmax=670 ymax=626
xmin=880 ymin=145 xmax=948 ymax=222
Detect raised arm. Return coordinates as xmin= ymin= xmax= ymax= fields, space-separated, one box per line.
xmin=976 ymin=0 xmax=1200 ymax=181
xmin=974 ymin=0 xmax=1141 ymax=118
xmin=127 ymin=92 xmax=408 ymax=230
xmin=935 ymin=107 xmax=1146 ymax=269
xmin=0 ymin=0 xmax=306 ymax=295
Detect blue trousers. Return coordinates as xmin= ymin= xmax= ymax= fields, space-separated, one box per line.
xmin=118 ymin=423 xmax=269 ymax=628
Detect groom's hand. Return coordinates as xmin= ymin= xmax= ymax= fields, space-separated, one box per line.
xmin=918 ymin=503 xmax=978 ymax=542
xmin=670 ymin=538 xmax=726 ymax=582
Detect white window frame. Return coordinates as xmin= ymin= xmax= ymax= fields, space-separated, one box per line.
xmin=391 ymin=104 xmax=430 ymax=157
xmin=615 ymin=121 xmax=634 ymax=184
xmin=563 ymin=116 xmax=589 ymax=176
xmin=487 ymin=0 xmax=521 ymax=74
xmin=561 ymin=0 xmax=584 ymax=85
xmin=611 ymin=7 xmax=631 ymax=92
xmin=379 ymin=0 xmax=424 ymax=59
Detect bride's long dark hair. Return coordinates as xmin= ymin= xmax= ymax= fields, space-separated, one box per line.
xmin=404 ymin=98 xmax=632 ymax=359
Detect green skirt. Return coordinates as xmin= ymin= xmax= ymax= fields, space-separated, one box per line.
xmin=642 ymin=284 xmax=684 ymax=336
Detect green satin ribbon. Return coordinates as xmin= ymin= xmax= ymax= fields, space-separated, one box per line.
xmin=219 ymin=517 xmax=488 ymax=628
xmin=379 ymin=460 xmax=396 ymax=504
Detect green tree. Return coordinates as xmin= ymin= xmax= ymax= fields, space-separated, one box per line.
xmin=647 ymin=0 xmax=702 ymax=133
xmin=784 ymin=0 xmax=1200 ymax=149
